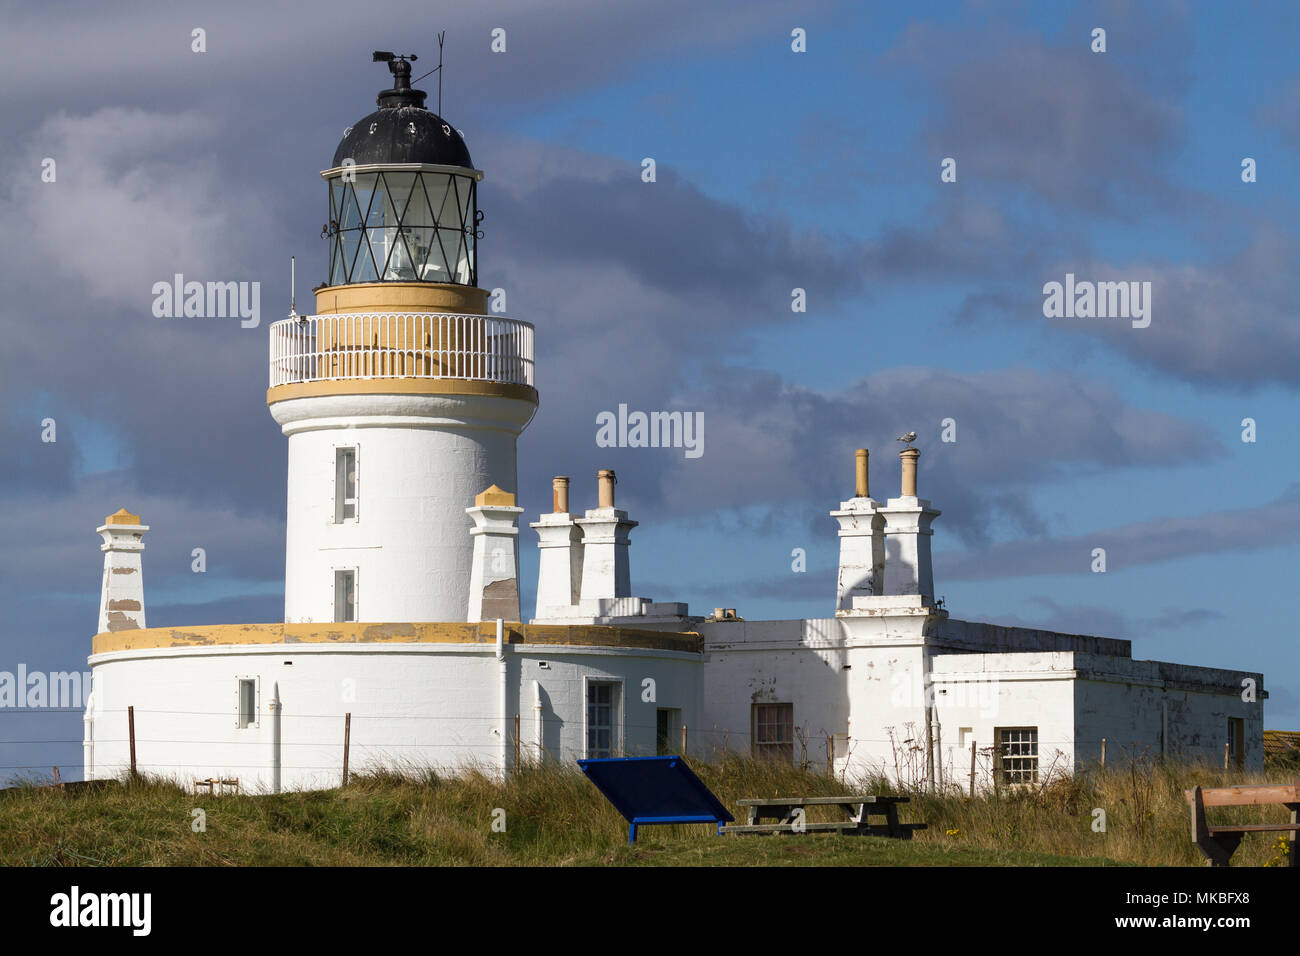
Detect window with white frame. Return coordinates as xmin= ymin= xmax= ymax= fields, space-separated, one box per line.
xmin=335 ymin=447 xmax=357 ymax=522
xmin=586 ymin=682 xmax=620 ymax=758
xmin=753 ymin=703 xmax=794 ymax=762
xmin=237 ymin=678 xmax=258 ymax=729
xmin=996 ymin=727 xmax=1038 ymax=785
xmin=334 ymin=569 xmax=357 ymax=623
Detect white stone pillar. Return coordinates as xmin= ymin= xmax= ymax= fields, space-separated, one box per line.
xmin=467 ymin=485 xmax=525 ymax=622
xmin=96 ymin=509 xmax=148 ymax=633
xmin=577 ymin=470 xmax=638 ymax=602
xmin=880 ymin=449 xmax=941 ymax=599
xmin=532 ymin=477 xmax=583 ymax=617
xmin=831 ymin=450 xmax=885 ymax=609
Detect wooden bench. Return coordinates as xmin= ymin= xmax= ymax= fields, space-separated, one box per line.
xmin=723 ymin=795 xmax=926 ymax=838
xmin=1186 ymin=782 xmax=1300 ymax=867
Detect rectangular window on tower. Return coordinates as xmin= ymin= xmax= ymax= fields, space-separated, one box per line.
xmin=335 ymin=447 xmax=357 ymax=522
xmin=237 ymin=678 xmax=258 ymax=729
xmin=334 ymin=569 xmax=357 ymax=623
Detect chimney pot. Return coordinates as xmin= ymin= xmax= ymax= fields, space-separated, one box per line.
xmin=900 ymin=447 xmax=920 ymax=497
xmin=597 ymin=469 xmax=616 ymax=508
xmin=855 ymin=448 xmax=869 ymax=498
xmin=552 ymin=476 xmax=570 ymax=514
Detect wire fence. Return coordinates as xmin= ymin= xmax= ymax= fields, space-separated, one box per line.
xmin=0 ymin=703 xmax=1152 ymax=796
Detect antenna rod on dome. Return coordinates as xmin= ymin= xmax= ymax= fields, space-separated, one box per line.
xmin=413 ymin=31 xmax=447 ymax=115
xmin=288 ymin=256 xmax=298 ymax=320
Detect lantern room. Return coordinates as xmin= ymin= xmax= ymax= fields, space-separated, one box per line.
xmin=323 ymin=53 xmax=483 ymax=287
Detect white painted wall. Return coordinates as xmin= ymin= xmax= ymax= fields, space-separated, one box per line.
xmin=928 ymin=651 xmax=1078 ymax=791
xmin=701 ymin=617 xmax=1266 ymax=792
xmin=270 ymin=392 xmax=534 ymax=624
xmin=1070 ymin=655 xmax=1264 ymax=769
xmin=700 ymin=619 xmax=851 ymax=768
xmin=86 ymin=642 xmax=701 ymax=791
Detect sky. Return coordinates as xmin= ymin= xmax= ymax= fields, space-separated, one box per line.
xmin=1 ymin=0 xmax=1297 ymax=780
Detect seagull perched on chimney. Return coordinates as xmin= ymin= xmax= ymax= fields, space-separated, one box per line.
xmin=896 ymin=431 xmax=917 ymax=446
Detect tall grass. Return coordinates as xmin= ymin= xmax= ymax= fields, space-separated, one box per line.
xmin=911 ymin=755 xmax=1296 ymax=867
xmin=0 ymin=755 xmax=1292 ymax=866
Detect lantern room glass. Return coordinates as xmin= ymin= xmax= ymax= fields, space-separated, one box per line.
xmin=328 ymin=170 xmax=477 ymax=286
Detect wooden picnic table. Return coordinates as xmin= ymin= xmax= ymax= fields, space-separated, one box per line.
xmin=722 ymin=795 xmax=926 ymax=838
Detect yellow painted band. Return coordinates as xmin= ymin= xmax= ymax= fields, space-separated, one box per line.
xmin=266 ymin=379 xmax=538 ymax=405
xmin=314 ymin=282 xmax=489 ymax=315
xmin=92 ymin=622 xmax=701 ymax=655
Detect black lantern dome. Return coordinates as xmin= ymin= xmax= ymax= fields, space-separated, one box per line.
xmin=324 ymin=53 xmax=482 ymax=287
xmin=332 ymin=56 xmax=473 ymax=169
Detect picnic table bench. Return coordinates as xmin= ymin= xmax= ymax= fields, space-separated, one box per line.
xmin=193 ymin=777 xmax=240 ymax=796
xmin=1186 ymin=782 xmax=1299 ymax=867
xmin=722 ymin=795 xmax=926 ymax=838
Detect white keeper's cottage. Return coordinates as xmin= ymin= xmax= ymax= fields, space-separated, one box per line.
xmin=82 ymin=57 xmax=1265 ymax=792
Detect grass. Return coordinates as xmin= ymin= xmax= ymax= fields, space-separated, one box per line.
xmin=0 ymin=755 xmax=1293 ymax=866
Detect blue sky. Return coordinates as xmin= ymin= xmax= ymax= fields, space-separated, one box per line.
xmin=1 ymin=0 xmax=1297 ymax=780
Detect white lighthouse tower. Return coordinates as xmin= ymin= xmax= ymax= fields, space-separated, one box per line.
xmin=268 ymin=54 xmax=537 ymax=623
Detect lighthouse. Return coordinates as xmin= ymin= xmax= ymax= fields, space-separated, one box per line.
xmin=80 ymin=50 xmax=1264 ymax=795
xmin=267 ymin=54 xmax=538 ymax=624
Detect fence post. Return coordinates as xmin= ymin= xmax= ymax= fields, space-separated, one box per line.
xmin=1101 ymin=737 xmax=1106 ymax=769
xmin=926 ymin=721 xmax=934 ymax=794
xmin=342 ymin=712 xmax=351 ymax=786
xmin=681 ymin=723 xmax=687 ymax=757
xmin=827 ymin=734 xmax=834 ymax=776
xmin=126 ymin=707 xmax=135 ymax=780
xmin=969 ymin=741 xmax=976 ymax=798
xmin=514 ymin=713 xmax=521 ymax=772
xmin=1224 ymin=742 xmax=1230 ymax=771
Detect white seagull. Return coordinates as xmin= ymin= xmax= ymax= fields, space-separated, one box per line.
xmin=896 ymin=431 xmax=917 ymax=445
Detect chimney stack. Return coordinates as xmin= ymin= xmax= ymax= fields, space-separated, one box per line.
xmin=466 ymin=485 xmax=524 ymax=623
xmin=831 ymin=450 xmax=885 ymax=609
xmin=532 ymin=476 xmax=583 ymax=617
xmin=879 ymin=447 xmax=941 ymax=600
xmin=97 ymin=509 xmax=149 ymax=633
xmin=578 ymin=469 xmax=638 ymax=602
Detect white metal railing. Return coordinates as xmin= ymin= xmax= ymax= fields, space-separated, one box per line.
xmin=269 ymin=312 xmax=534 ymax=388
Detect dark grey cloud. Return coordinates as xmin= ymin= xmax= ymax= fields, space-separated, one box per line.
xmin=939 ymin=484 xmax=1300 ymax=581
xmin=958 ymin=228 xmax=1300 ymax=389
xmin=151 ymin=594 xmax=284 ymax=629
xmin=881 ymin=4 xmax=1192 ymax=216
xmin=627 ymin=364 xmax=1222 ymax=545
xmin=0 ymin=474 xmax=285 ymax=603
xmin=0 ymin=0 xmax=830 ymax=140
xmin=983 ymin=595 xmax=1225 ymax=641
